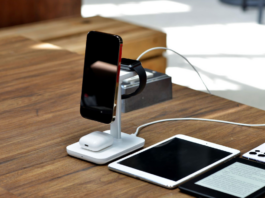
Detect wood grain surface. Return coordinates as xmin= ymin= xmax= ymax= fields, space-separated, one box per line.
xmin=0 ymin=0 xmax=81 ymax=28
xmin=0 ymin=16 xmax=167 ymax=72
xmin=1 ymin=36 xmax=265 ymax=198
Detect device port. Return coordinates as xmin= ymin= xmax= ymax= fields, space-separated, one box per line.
xmin=85 ymin=144 xmax=89 ymax=147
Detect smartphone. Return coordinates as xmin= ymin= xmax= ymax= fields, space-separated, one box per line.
xmin=80 ymin=31 xmax=123 ymax=124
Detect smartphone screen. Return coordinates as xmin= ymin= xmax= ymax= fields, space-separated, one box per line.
xmin=80 ymin=31 xmax=123 ymax=124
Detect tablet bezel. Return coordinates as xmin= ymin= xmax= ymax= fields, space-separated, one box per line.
xmin=108 ymin=134 xmax=240 ymax=188
xmin=179 ymin=158 xmax=265 ymax=198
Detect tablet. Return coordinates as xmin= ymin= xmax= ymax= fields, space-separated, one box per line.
xmin=179 ymin=158 xmax=265 ymax=198
xmin=108 ymin=134 xmax=240 ymax=188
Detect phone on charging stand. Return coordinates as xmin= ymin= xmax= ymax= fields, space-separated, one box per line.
xmin=67 ymin=31 xmax=144 ymax=164
xmin=80 ymin=31 xmax=123 ymax=124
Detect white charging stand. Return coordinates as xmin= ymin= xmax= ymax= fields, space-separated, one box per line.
xmin=66 ymin=70 xmax=145 ymax=164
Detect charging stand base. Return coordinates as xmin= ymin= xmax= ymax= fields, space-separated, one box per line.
xmin=67 ymin=130 xmax=145 ymax=164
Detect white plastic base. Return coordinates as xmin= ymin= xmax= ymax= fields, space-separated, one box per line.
xmin=67 ymin=130 xmax=145 ymax=164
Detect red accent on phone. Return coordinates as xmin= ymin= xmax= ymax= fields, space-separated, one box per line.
xmin=116 ymin=44 xmax=123 ymax=83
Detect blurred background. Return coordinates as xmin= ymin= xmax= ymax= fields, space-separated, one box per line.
xmin=82 ymin=0 xmax=265 ymax=111
xmin=1 ymin=0 xmax=265 ymax=110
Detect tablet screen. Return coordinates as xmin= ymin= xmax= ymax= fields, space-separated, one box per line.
xmin=196 ymin=162 xmax=265 ymax=198
xmin=119 ymin=137 xmax=231 ymax=181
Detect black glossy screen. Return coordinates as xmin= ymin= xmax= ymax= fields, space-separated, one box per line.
xmin=80 ymin=31 xmax=122 ymax=124
xmin=119 ymin=138 xmax=231 ymax=181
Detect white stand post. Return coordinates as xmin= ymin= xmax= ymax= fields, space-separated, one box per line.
xmin=109 ymin=70 xmax=138 ymax=139
xmin=67 ymin=70 xmax=145 ymax=164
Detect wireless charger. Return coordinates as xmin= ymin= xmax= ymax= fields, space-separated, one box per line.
xmin=66 ymin=70 xmax=145 ymax=164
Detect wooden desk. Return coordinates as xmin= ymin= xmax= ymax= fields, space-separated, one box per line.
xmin=0 ymin=16 xmax=167 ymax=73
xmin=1 ymin=36 xmax=265 ymax=198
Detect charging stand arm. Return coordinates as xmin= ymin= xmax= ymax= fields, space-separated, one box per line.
xmin=110 ymin=70 xmax=136 ymax=139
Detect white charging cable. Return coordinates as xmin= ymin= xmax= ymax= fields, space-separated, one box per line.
xmin=132 ymin=47 xmax=265 ymax=137
xmin=132 ymin=118 xmax=265 ymax=136
xmin=137 ymin=47 xmax=211 ymax=94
